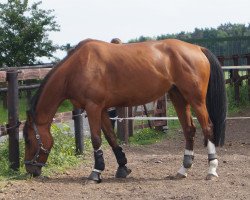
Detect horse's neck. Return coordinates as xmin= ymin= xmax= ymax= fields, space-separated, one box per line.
xmin=35 ymin=69 xmax=67 ymax=125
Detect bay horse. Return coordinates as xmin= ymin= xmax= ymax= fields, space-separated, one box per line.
xmin=23 ymin=38 xmax=227 ymax=183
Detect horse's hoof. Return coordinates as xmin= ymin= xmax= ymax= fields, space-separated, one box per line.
xmin=115 ymin=166 xmax=132 ymax=178
xmin=175 ymin=173 xmax=187 ymax=179
xmin=87 ymin=171 xmax=102 ymax=183
xmin=206 ymin=174 xmax=218 ymax=180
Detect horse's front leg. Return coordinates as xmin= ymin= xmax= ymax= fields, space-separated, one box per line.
xmin=101 ymin=110 xmax=131 ymax=178
xmin=85 ymin=103 xmax=105 ymax=183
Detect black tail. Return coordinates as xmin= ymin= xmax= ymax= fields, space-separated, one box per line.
xmin=202 ymin=48 xmax=227 ymax=146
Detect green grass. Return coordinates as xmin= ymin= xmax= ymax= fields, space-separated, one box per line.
xmin=226 ymin=81 xmax=250 ymax=114
xmin=129 ymin=128 xmax=167 ymax=145
xmin=129 ymin=100 xmax=181 ymax=146
xmin=129 ymin=127 xmax=179 ymax=146
xmin=0 ymin=124 xmax=90 ymax=181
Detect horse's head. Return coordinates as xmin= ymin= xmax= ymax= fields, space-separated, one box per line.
xmin=23 ymin=112 xmax=53 ymax=176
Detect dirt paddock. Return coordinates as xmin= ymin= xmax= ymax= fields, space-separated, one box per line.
xmin=0 ymin=110 xmax=249 ymax=200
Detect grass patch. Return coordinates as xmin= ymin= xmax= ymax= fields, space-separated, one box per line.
xmin=129 ymin=127 xmax=180 ymax=146
xmin=0 ymin=124 xmax=89 ymax=181
xmin=129 ymin=128 xmax=167 ymax=145
xmin=226 ymin=81 xmax=250 ymax=114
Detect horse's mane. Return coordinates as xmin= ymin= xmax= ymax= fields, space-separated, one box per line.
xmin=28 ymin=39 xmax=94 ymax=116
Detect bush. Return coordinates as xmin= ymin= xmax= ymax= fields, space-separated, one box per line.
xmin=0 ymin=124 xmax=85 ymax=180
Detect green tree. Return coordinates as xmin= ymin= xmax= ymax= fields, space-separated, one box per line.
xmin=0 ymin=0 xmax=60 ymax=67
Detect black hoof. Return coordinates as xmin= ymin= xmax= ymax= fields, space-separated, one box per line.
xmin=115 ymin=166 xmax=132 ymax=178
xmin=87 ymin=171 xmax=102 ymax=183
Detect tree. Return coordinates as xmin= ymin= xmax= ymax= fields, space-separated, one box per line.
xmin=0 ymin=0 xmax=60 ymax=67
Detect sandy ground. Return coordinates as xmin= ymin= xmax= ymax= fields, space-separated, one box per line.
xmin=0 ymin=110 xmax=249 ymax=200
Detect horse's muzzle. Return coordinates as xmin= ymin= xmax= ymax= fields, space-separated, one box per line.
xmin=25 ymin=164 xmax=42 ymax=177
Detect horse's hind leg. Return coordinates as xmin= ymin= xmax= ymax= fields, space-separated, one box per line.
xmin=101 ymin=110 xmax=131 ymax=178
xmin=191 ymin=102 xmax=219 ymax=180
xmin=168 ymin=88 xmax=196 ymax=178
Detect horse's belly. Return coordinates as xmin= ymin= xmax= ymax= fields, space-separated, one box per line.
xmin=115 ymin=79 xmax=171 ymax=107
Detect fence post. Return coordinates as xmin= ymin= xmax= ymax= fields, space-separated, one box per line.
xmin=154 ymin=95 xmax=167 ymax=132
xmin=25 ymin=80 xmax=33 ymax=105
xmin=116 ymin=107 xmax=129 ymax=144
xmin=128 ymin=106 xmax=133 ymax=137
xmin=217 ymin=56 xmax=224 ymax=66
xmin=72 ymin=108 xmax=84 ymax=154
xmin=232 ymin=55 xmax=240 ymax=105
xmin=7 ymin=70 xmax=20 ymax=170
xmin=246 ymin=54 xmax=250 ymax=101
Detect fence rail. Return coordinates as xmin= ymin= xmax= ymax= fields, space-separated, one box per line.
xmin=0 ymin=68 xmax=51 ymax=82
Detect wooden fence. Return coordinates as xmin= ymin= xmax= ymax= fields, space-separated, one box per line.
xmin=218 ymin=54 xmax=250 ymax=104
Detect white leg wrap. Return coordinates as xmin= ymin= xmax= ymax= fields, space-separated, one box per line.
xmin=207 ymin=140 xmax=216 ymax=154
xmin=208 ymin=159 xmax=218 ymax=177
xmin=177 ymin=166 xmax=188 ymax=177
xmin=184 ymin=149 xmax=194 ymax=156
xmin=93 ymin=169 xmax=102 ymax=173
xmin=207 ymin=140 xmax=218 ymax=177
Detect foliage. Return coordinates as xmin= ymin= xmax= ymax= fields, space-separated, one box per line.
xmin=129 ymin=128 xmax=168 ymax=145
xmin=0 ymin=0 xmax=60 ymax=67
xmin=226 ymin=80 xmax=250 ymax=113
xmin=0 ymin=124 xmax=85 ymax=180
xmin=41 ymin=124 xmax=83 ymax=176
xmin=128 ymin=23 xmax=250 ymax=58
xmin=129 ymin=23 xmax=250 ymax=42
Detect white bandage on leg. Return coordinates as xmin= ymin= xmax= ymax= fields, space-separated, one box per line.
xmin=207 ymin=140 xmax=216 ymax=154
xmin=92 ymin=169 xmax=102 ymax=173
xmin=207 ymin=159 xmax=218 ymax=177
xmin=207 ymin=140 xmax=218 ymax=177
xmin=184 ymin=149 xmax=194 ymax=156
xmin=177 ymin=166 xmax=188 ymax=177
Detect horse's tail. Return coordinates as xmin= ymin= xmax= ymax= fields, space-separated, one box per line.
xmin=201 ymin=48 xmax=227 ymax=146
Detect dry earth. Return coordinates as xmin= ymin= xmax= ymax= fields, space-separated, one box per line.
xmin=0 ymin=110 xmax=249 ymax=200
